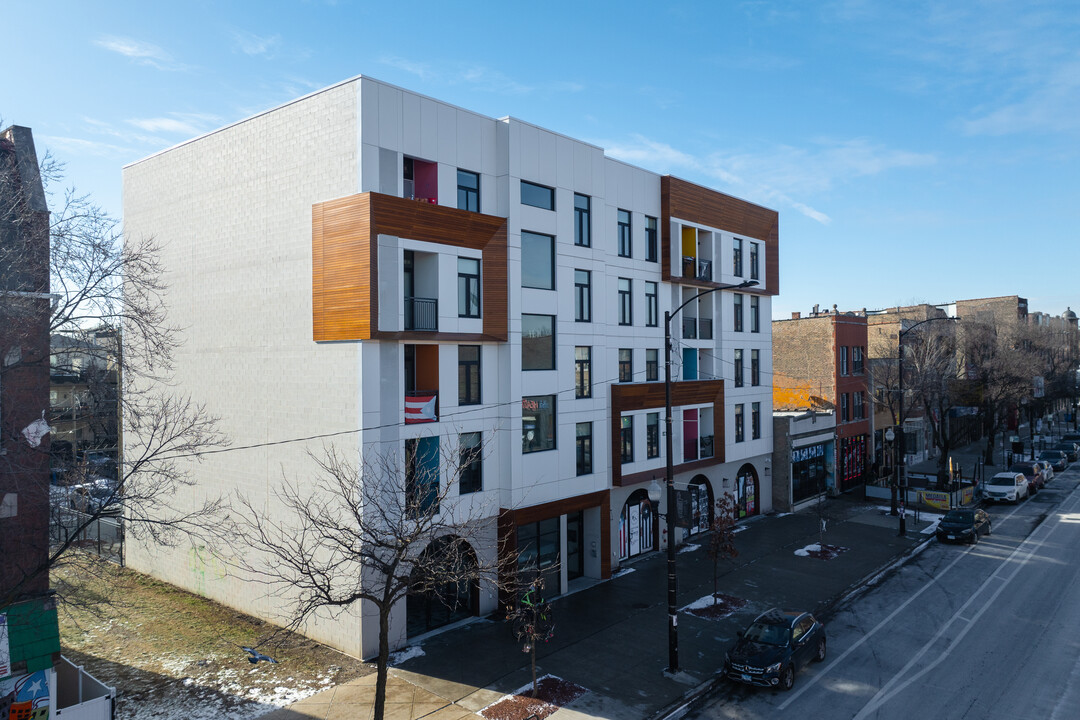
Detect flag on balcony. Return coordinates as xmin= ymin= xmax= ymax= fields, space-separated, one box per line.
xmin=405 ymin=394 xmax=437 ymax=423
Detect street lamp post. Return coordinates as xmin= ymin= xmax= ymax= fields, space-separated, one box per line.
xmin=895 ymin=315 xmax=957 ymax=536
xmin=662 ymin=278 xmax=757 ymax=674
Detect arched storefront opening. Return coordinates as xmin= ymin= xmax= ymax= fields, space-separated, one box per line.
xmin=619 ymin=489 xmax=656 ymax=560
xmin=688 ymin=475 xmax=713 ymax=535
xmin=406 ymin=535 xmax=479 ymax=638
xmin=734 ymin=464 xmax=760 ymax=519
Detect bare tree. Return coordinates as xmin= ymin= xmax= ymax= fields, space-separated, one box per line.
xmin=229 ymin=439 xmax=512 ymax=720
xmin=507 ymin=576 xmax=555 ymax=698
xmin=706 ymin=492 xmax=739 ymax=604
xmin=903 ymin=327 xmax=964 ymax=484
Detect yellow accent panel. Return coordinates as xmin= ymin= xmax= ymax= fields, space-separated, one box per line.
xmin=773 ymin=386 xmax=815 ymax=411
xmin=681 ymin=226 xmax=696 ymax=258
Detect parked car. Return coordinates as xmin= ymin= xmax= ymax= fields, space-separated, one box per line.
xmin=1035 ymin=460 xmax=1055 ymax=482
xmin=985 ymin=472 xmax=1029 ymax=504
xmin=67 ymin=477 xmax=121 ymax=515
xmin=1060 ymin=433 xmax=1080 ymax=445
xmin=1009 ymin=462 xmax=1042 ymax=493
xmin=1052 ymin=442 xmax=1079 ymax=463
xmin=1039 ymin=450 xmax=1068 ymax=472
xmin=723 ymin=609 xmax=826 ymax=691
xmin=936 ymin=508 xmax=991 ymax=544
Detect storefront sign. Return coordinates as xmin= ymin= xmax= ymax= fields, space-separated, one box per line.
xmin=791 ymin=443 xmax=826 ymax=464
xmin=919 ymin=491 xmax=951 ymax=511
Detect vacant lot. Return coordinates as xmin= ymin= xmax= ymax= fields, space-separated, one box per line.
xmin=56 ymin=558 xmax=371 ymax=719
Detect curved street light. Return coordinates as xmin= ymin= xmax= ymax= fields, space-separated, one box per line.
xmin=662 ymin=278 xmax=758 ymax=673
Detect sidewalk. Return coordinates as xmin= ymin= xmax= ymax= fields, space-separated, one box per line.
xmin=261 ymin=494 xmax=937 ymax=720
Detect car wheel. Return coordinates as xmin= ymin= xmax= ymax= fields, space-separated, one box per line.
xmin=814 ymin=637 xmax=827 ymax=662
xmin=779 ymin=665 xmax=794 ymax=691
xmin=986 ymin=522 xmax=992 ymax=536
xmin=971 ymin=529 xmax=979 ymax=545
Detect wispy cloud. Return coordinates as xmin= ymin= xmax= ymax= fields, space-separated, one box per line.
xmin=94 ymin=35 xmax=186 ymax=71
xmin=230 ymin=29 xmax=282 ymax=57
xmin=126 ymin=112 xmax=221 ymax=137
xmin=962 ymin=57 xmax=1080 ymax=136
xmin=39 ymin=135 xmax=131 ymax=158
xmin=378 ymin=56 xmax=583 ymax=96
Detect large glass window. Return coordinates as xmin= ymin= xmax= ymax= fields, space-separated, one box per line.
xmin=522 ymin=314 xmax=555 ymax=370
xmin=618 ymin=278 xmax=632 ymax=326
xmin=621 ymin=415 xmax=634 ymax=463
xmin=457 ymin=169 xmax=480 ymax=212
xmin=647 ymin=412 xmax=660 ymax=458
xmin=733 ymin=237 xmax=744 ymax=277
xmin=840 ymin=346 xmax=849 ymax=375
xmin=459 ymin=432 xmax=482 ymax=494
xmin=750 ymin=242 xmax=760 ymax=280
xmin=841 ymin=392 xmax=850 ymax=422
xmin=751 ymin=349 xmax=760 ymax=386
xmin=645 ymin=216 xmax=658 ymax=262
xmin=752 ymin=402 xmax=761 ymax=440
xmin=458 ymin=257 xmax=480 ymax=318
xmin=522 ymin=231 xmax=555 ymax=290
xmin=646 ymin=348 xmax=659 ymax=382
xmin=854 ymin=391 xmax=864 ymax=420
xmin=733 ymin=293 xmax=744 ymax=332
xmin=575 ymin=346 xmax=592 ymax=398
xmin=521 ymin=180 xmax=555 ymax=210
xmin=619 ymin=348 xmax=633 ymax=382
xmin=735 ymin=404 xmax=745 ymax=443
xmin=574 ymin=269 xmax=591 ymax=322
xmin=574 ymin=193 xmax=591 ymax=247
xmin=645 ymin=281 xmax=658 ymax=327
xmin=750 ymin=296 xmax=760 ymax=333
xmin=522 ymin=395 xmax=557 ymax=453
xmin=406 ymin=436 xmax=440 ymax=516
xmin=734 ymin=349 xmax=744 ymax=387
xmin=517 ymin=517 xmax=560 ymax=597
xmin=853 ymin=346 xmax=865 ymax=374
xmin=458 ymin=345 xmax=481 ymax=405
xmin=618 ymin=209 xmax=632 ymax=257
xmin=576 ymin=422 xmax=592 ymax=475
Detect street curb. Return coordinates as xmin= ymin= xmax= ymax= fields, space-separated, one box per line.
xmin=647 ymin=531 xmax=935 ymax=720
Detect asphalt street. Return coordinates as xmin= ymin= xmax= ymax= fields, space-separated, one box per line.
xmin=689 ymin=464 xmax=1080 ymax=720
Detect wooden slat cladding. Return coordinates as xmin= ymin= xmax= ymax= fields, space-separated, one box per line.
xmin=660 ymin=175 xmax=779 ymax=296
xmin=609 ymin=380 xmax=726 ymax=487
xmin=312 ymin=192 xmax=508 ymax=342
xmin=500 ymin=490 xmax=612 ymax=579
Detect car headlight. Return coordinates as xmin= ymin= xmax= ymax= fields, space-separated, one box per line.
xmin=766 ymin=662 xmax=783 ymax=673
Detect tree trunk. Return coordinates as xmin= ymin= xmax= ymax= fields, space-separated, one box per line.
xmin=531 ymin=643 xmax=538 ymax=697
xmin=375 ymin=607 xmax=390 ymax=720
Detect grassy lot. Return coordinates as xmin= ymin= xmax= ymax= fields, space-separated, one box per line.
xmin=55 ymin=557 xmax=371 ymax=719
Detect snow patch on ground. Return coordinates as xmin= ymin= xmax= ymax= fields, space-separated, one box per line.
xmin=389 ymin=645 xmax=425 ymax=665
xmin=678 ymin=543 xmax=700 ymax=554
xmin=612 ymin=567 xmax=636 ymax=578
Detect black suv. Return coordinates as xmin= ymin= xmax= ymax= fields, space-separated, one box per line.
xmin=723 ymin=609 xmax=826 ymax=691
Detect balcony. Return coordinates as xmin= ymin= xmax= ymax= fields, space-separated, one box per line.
xmin=682 ymin=317 xmax=697 ymax=340
xmin=701 ymin=435 xmax=714 ymax=459
xmin=405 ymin=391 xmax=439 ymax=423
xmin=696 ymin=259 xmax=713 ymax=281
xmin=404 ymin=297 xmax=438 ymax=331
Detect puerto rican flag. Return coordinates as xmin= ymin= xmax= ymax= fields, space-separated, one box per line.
xmin=405 ymin=394 xmax=437 ymax=423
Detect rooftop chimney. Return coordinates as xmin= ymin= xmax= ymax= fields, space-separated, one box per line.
xmin=792 ymin=312 xmax=801 ymax=319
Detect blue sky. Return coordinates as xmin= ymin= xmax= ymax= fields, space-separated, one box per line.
xmin=5 ymin=0 xmax=1079 ymax=319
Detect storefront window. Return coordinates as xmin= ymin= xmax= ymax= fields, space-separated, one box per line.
xmin=619 ymin=490 xmax=655 ymax=560
xmin=792 ymin=442 xmax=829 ymax=504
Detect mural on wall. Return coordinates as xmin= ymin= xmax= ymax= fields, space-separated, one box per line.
xmin=0 ymin=670 xmax=50 ymax=719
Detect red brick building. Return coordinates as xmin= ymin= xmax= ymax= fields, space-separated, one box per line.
xmin=773 ymin=306 xmax=870 ymax=494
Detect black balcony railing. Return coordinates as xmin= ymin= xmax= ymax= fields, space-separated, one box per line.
xmin=697 ymin=259 xmax=713 ymax=281
xmin=700 ymin=435 xmax=715 ymax=459
xmin=682 ymin=256 xmax=696 ymax=278
xmin=682 ymin=317 xmax=697 ymax=339
xmin=405 ymin=297 xmax=438 ymax=331
xmin=699 ymin=318 xmax=713 ymax=340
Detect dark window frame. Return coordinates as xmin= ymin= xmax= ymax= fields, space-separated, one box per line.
xmin=751 ymin=349 xmax=760 ymax=386
xmin=574 ymin=193 xmax=591 ymax=247
xmin=458 ymin=345 xmax=481 ymax=405
xmin=752 ymin=402 xmax=761 ymax=440
xmin=733 ymin=237 xmax=744 ymax=277
xmin=750 ymin=242 xmax=760 ymax=280
xmin=646 ymin=348 xmax=659 ymax=382
xmin=521 ymin=180 xmax=555 ymax=210
xmin=522 ymin=231 xmax=556 ymax=290
xmin=522 ymin=394 xmax=557 ymax=453
xmin=645 ymin=281 xmax=658 ymax=327
xmin=459 ymin=431 xmax=482 ymax=494
xmin=576 ymin=422 xmax=593 ymax=475
xmin=735 ymin=404 xmax=745 ymax=443
xmin=621 ymin=415 xmax=634 ymax=463
xmin=522 ymin=314 xmax=556 ymax=371
xmin=646 ymin=412 xmax=660 ymax=458
xmin=574 ymin=269 xmax=591 ymax=322
xmin=575 ymin=346 xmax=592 ymax=398
xmin=458 ymin=257 xmax=481 ymax=318
xmin=457 ymin=169 xmax=480 ymax=212
xmin=617 ymin=209 xmax=632 ymax=257
xmin=734 ymin=349 xmax=744 ymax=387
xmin=618 ymin=278 xmax=633 ymax=326
xmin=750 ymin=296 xmax=760 ymax=333
xmin=619 ymin=348 xmax=633 ymax=383
xmin=733 ymin=293 xmax=744 ymax=332
xmin=645 ymin=216 xmax=658 ymax=262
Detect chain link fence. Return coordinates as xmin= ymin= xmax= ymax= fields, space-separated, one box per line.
xmin=51 ymin=507 xmax=123 ymax=565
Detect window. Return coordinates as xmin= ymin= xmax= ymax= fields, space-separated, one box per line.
xmin=522 ymin=231 xmax=555 ymax=290
xmin=574 ymin=270 xmax=591 ymax=322
xmin=733 ymin=237 xmax=744 ymax=277
xmin=522 ymin=314 xmax=555 ymax=370
xmin=841 ymin=392 xmax=850 ymax=422
xmin=576 ymin=422 xmax=593 ymax=475
xmin=733 ymin=294 xmax=744 ymax=332
xmin=618 ymin=209 xmax=632 ymax=257
xmin=574 ymin=193 xmax=591 ymax=247
xmin=735 ymin=404 xmax=745 ymax=443
xmin=459 ymin=432 xmax=482 ymax=494
xmin=618 ymin=278 xmax=632 ymax=326
xmin=751 ymin=349 xmax=760 ymax=386
xmin=853 ymin=346 xmax=865 ymax=375
xmin=406 ymin=436 xmax=439 ymax=516
xmin=750 ymin=242 xmax=760 ymax=280
xmin=645 ymin=281 xmax=658 ymax=327
xmin=840 ymin=346 xmax=849 ymax=376
xmin=458 ymin=258 xmax=481 ymax=318
xmin=621 ymin=415 xmax=634 ymax=463
xmin=522 ymin=395 xmax=556 ymax=452
xmin=647 ymin=412 xmax=660 ymax=458
xmin=734 ymin=349 xmax=744 ymax=387
xmin=750 ymin=296 xmax=760 ymax=333
xmin=457 ymin=169 xmax=480 ymax=212
xmin=458 ymin=345 xmax=481 ymax=405
xmin=854 ymin=391 xmax=865 ymax=420
xmin=752 ymin=402 xmax=761 ymax=440
xmin=646 ymin=348 xmax=659 ymax=382
xmin=619 ymin=348 xmax=633 ymax=382
xmin=645 ymin=216 xmax=658 ymax=262
xmin=575 ymin=346 xmax=592 ymax=398
xmin=521 ymin=180 xmax=554 ymax=210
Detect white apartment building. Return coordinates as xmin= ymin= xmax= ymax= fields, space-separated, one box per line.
xmin=122 ymin=75 xmax=779 ymax=660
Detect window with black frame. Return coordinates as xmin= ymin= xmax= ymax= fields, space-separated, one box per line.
xmin=646 ymin=348 xmax=658 ymax=382
xmin=458 ymin=257 xmax=481 ymax=318
xmin=522 ymin=395 xmax=556 ymax=453
xmin=574 ymin=193 xmax=591 ymax=247
xmin=621 ymin=415 xmax=634 ymax=463
xmin=522 ymin=314 xmax=555 ymax=370
xmin=458 ymin=345 xmax=481 ymax=405
xmin=459 ymin=432 xmax=482 ymax=494
xmin=647 ymin=412 xmax=660 ymax=458
xmin=619 ymin=278 xmax=632 ymax=325
xmin=619 ymin=348 xmax=633 ymax=382
xmin=457 ymin=169 xmax=480 ymax=212
xmin=576 ymin=422 xmax=592 ymax=475
xmin=522 ymin=231 xmax=555 ymax=290
xmin=575 ymin=346 xmax=592 ymax=398
xmin=645 ymin=216 xmax=658 ymax=262
xmin=618 ymin=209 xmax=632 ymax=257
xmin=574 ymin=269 xmax=591 ymax=322
xmin=645 ymin=281 xmax=658 ymax=327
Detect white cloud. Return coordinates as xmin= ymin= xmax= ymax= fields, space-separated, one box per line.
xmin=39 ymin=135 xmax=130 ymax=158
xmin=94 ymin=35 xmax=183 ymax=71
xmin=962 ymin=58 xmax=1080 ymax=136
xmin=231 ymin=29 xmax=282 ymax=57
xmin=126 ymin=113 xmax=221 ymax=137
xmin=378 ymin=56 xmax=581 ymax=96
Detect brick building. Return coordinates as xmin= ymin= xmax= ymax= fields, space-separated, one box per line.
xmin=772 ymin=306 xmax=869 ymax=496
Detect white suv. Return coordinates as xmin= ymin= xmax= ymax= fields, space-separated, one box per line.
xmin=985 ymin=472 xmax=1028 ymax=504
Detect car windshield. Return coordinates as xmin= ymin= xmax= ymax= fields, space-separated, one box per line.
xmin=744 ymin=622 xmax=789 ymax=646
xmin=943 ymin=510 xmax=973 ymax=523
xmin=1008 ymin=464 xmax=1033 ymax=474
xmin=988 ymin=476 xmax=1017 ymax=487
